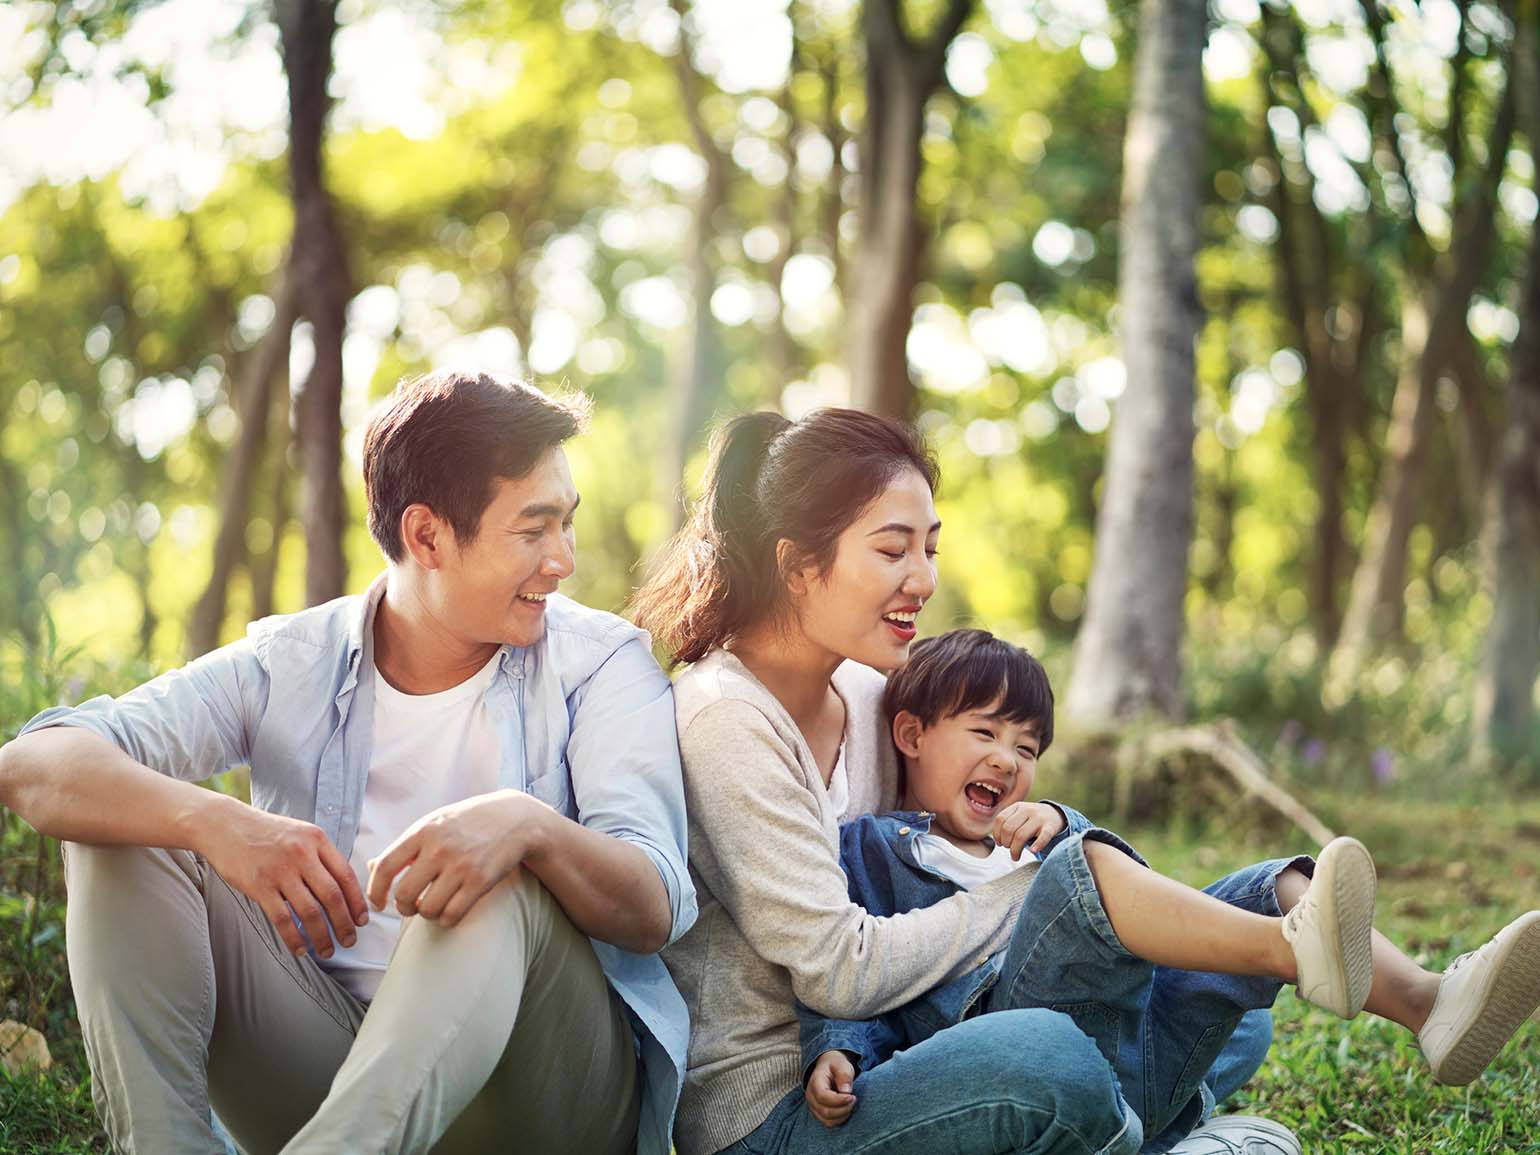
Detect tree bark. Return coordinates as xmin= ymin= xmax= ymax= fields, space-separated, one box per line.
xmin=1324 ymin=64 xmax=1516 ymax=704
xmin=187 ymin=277 xmax=298 ymax=656
xmin=1063 ymin=0 xmax=1207 ymax=723
xmin=664 ymin=0 xmax=730 ymax=528
xmin=276 ymin=0 xmax=350 ymax=606
xmin=251 ymin=384 xmax=294 ymax=623
xmin=1475 ymin=16 xmax=1540 ymax=769
xmin=847 ymin=0 xmax=972 ymax=420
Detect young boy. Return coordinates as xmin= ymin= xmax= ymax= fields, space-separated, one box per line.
xmin=802 ymin=629 xmax=1540 ymax=1147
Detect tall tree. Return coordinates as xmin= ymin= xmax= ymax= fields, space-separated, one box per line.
xmin=1063 ymin=0 xmax=1207 ymax=722
xmin=1475 ymin=14 xmax=1540 ymax=769
xmin=1324 ymin=16 xmax=1516 ymax=705
xmin=1257 ymin=7 xmax=1380 ymax=648
xmin=847 ymin=0 xmax=972 ymax=419
xmin=276 ymin=0 xmax=351 ymax=606
xmin=187 ymin=280 xmax=298 ymax=656
xmin=663 ymin=0 xmax=730 ymax=526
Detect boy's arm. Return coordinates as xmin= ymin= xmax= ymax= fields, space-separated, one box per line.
xmin=1038 ymin=801 xmax=1093 ymax=856
xmin=796 ymin=1001 xmax=902 ymax=1083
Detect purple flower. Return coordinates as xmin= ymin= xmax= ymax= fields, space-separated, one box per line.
xmin=1370 ymin=748 xmax=1396 ymax=784
xmin=1301 ymin=739 xmax=1325 ymax=767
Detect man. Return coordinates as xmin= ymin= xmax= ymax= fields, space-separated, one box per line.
xmin=0 ymin=370 xmax=695 ymax=1153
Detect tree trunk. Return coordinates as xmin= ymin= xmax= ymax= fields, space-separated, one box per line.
xmin=848 ymin=0 xmax=972 ymax=420
xmin=276 ymin=0 xmax=350 ymax=606
xmin=1475 ymin=19 xmax=1540 ymax=769
xmin=187 ymin=277 xmax=298 ymax=656
xmin=1063 ymin=0 xmax=1206 ymax=723
xmin=251 ymin=385 xmax=294 ymax=623
xmin=1324 ymin=67 xmax=1516 ymax=704
xmin=663 ymin=0 xmax=730 ymax=528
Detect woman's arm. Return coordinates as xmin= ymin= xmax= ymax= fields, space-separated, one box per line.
xmin=680 ymin=699 xmax=1032 ymax=1021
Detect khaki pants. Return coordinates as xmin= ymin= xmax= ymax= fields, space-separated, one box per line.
xmin=63 ymin=843 xmax=639 ymax=1155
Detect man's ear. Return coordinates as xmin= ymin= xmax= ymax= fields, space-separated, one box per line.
xmin=399 ymin=504 xmax=448 ymax=570
xmin=891 ymin=710 xmax=925 ymax=759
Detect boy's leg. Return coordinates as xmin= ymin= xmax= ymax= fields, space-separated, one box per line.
xmin=1139 ymin=857 xmax=1310 ymax=1150
xmin=982 ymin=834 xmax=1296 ymax=1143
xmin=734 ymin=1009 xmax=1143 ymax=1155
xmin=282 ymin=872 xmax=638 ymax=1155
xmin=63 ymin=842 xmax=364 ymax=1155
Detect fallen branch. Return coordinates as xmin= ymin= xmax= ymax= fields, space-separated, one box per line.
xmin=1129 ymin=720 xmax=1336 ymax=847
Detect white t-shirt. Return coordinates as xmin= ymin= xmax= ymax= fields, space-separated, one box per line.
xmin=824 ymin=741 xmax=850 ymax=821
xmin=320 ymin=652 xmax=502 ymax=1001
xmin=912 ymin=832 xmax=1033 ymax=890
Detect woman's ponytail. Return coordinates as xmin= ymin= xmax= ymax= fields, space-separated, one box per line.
xmin=633 ymin=411 xmax=789 ymax=665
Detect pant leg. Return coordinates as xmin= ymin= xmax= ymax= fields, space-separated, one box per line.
xmin=1141 ymin=856 xmax=1313 ymax=1154
xmin=980 ymin=835 xmax=1303 ymax=1150
xmin=63 ymin=843 xmax=364 ymax=1155
xmin=725 ymin=1009 xmax=1142 ymax=1155
xmin=980 ymin=831 xmax=1160 ymax=1123
xmin=283 ymin=872 xmax=638 ymax=1155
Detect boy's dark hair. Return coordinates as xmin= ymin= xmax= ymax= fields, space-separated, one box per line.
xmin=363 ymin=370 xmax=591 ymax=562
xmin=883 ymin=629 xmax=1055 ymax=756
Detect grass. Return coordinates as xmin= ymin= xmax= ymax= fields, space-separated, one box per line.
xmin=1136 ymin=794 xmax=1540 ymax=1152
xmin=3 ymin=766 xmax=1539 ymax=1151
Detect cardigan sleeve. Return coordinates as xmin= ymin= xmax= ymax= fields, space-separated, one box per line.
xmin=678 ymin=698 xmax=1033 ymax=1021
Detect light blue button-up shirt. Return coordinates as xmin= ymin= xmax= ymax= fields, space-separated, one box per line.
xmin=21 ymin=575 xmax=696 ymax=1155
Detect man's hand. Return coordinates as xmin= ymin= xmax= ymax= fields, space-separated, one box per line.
xmin=805 ymin=1050 xmax=857 ymax=1128
xmin=368 ymin=789 xmax=556 ymax=929
xmin=201 ymin=805 xmax=369 ymax=958
xmin=993 ymin=801 xmax=1066 ymax=861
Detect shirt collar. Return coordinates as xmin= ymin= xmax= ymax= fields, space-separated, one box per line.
xmin=346 ymin=571 xmax=529 ymax=686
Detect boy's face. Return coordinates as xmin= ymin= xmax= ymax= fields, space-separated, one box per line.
xmin=894 ymin=701 xmax=1041 ymax=844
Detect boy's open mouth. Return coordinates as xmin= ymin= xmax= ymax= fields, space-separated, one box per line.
xmin=964 ymin=781 xmax=1002 ymax=814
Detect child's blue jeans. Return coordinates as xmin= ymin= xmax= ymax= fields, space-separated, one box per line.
xmin=983 ymin=829 xmax=1313 ymax=1154
xmin=721 ymin=830 xmax=1304 ymax=1155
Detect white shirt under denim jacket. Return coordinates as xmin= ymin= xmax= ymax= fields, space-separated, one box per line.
xmin=21 ymin=575 xmax=698 ymax=1155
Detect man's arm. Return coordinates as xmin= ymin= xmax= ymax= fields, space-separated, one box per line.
xmin=0 ymin=645 xmax=368 ymax=957
xmin=370 ymin=636 xmax=694 ymax=954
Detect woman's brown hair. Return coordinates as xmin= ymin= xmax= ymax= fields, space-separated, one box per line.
xmin=633 ymin=408 xmax=938 ymax=665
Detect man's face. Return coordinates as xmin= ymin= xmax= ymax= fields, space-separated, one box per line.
xmin=432 ymin=447 xmax=578 ymax=648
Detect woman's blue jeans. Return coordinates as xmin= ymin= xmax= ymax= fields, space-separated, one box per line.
xmin=722 ymin=831 xmax=1308 ymax=1155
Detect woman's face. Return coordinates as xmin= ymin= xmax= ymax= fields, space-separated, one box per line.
xmin=789 ymin=467 xmax=940 ymax=671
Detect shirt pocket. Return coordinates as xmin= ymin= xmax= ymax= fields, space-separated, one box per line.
xmin=526 ymin=758 xmax=573 ymax=817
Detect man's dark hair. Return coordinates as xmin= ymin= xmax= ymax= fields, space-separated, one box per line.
xmin=883 ymin=628 xmax=1055 ymax=756
xmin=363 ymin=369 xmax=591 ymax=562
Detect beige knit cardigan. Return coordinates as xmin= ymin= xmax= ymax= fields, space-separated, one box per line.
xmin=662 ymin=649 xmax=1037 ymax=1155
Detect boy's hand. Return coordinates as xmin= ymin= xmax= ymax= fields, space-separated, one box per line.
xmin=805 ymin=1050 xmax=857 ymax=1128
xmin=993 ymin=801 xmax=1065 ymax=861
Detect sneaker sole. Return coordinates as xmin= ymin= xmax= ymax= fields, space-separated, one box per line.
xmin=1431 ymin=913 xmax=1540 ymax=1086
xmin=1308 ymin=837 xmax=1377 ymax=1018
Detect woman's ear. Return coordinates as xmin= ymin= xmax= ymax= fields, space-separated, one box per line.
xmin=776 ymin=538 xmax=812 ymax=597
xmin=891 ymin=710 xmax=925 ymax=759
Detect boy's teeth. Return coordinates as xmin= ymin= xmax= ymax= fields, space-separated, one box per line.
xmin=519 ymin=593 xmax=546 ymax=602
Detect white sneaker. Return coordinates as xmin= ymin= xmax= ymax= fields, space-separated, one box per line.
xmin=1165 ymin=1114 xmax=1302 ymax=1155
xmin=1279 ymin=836 xmax=1376 ymax=1018
xmin=1419 ymin=910 xmax=1540 ymax=1085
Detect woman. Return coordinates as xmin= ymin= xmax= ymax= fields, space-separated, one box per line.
xmin=632 ymin=409 xmax=1291 ymax=1155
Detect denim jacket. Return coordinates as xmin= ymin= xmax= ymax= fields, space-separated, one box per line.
xmin=798 ymin=803 xmax=1092 ymax=1078
xmin=20 ymin=575 xmax=697 ymax=1155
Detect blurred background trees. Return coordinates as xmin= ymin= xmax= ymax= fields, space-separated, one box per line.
xmin=2 ymin=0 xmax=1538 ymax=783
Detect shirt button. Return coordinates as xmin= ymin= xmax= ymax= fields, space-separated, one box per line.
xmin=898 ymin=826 xmax=911 ymax=835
